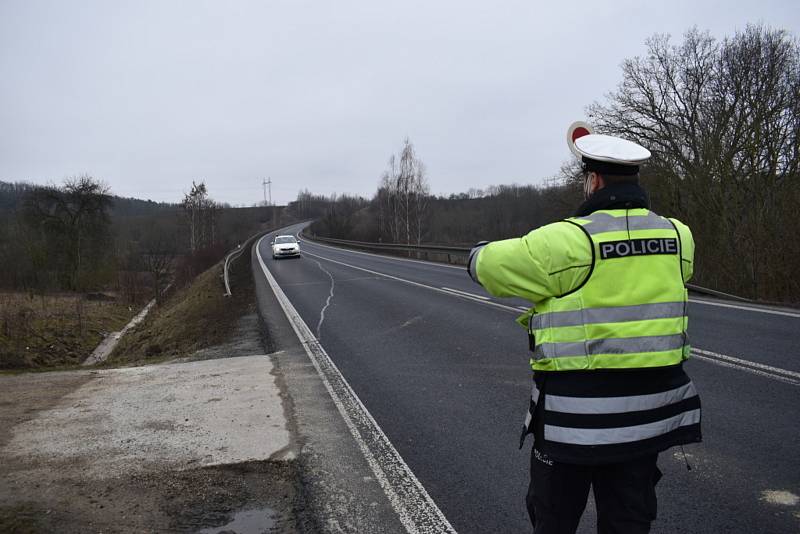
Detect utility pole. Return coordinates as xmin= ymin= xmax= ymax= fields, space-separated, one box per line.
xmin=262 ymin=177 xmax=273 ymax=206
xmin=262 ymin=177 xmax=275 ymax=226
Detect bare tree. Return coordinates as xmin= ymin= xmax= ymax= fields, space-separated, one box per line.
xmin=412 ymin=161 xmax=430 ymax=244
xmin=181 ymin=181 xmax=219 ymax=252
xmin=141 ymin=232 xmax=176 ymax=304
xmin=377 ymin=138 xmax=431 ymax=244
xmin=21 ymin=175 xmax=113 ymax=290
xmin=588 ymin=25 xmax=800 ymax=300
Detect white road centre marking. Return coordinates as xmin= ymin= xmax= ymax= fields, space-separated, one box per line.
xmin=760 ymin=490 xmax=800 ymax=506
xmin=256 ymin=235 xmax=457 ymax=534
xmin=440 ymin=287 xmax=490 ymax=300
xmin=690 ymin=348 xmax=800 ymax=387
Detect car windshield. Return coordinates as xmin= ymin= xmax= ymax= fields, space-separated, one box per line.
xmin=275 ymin=236 xmax=297 ymax=244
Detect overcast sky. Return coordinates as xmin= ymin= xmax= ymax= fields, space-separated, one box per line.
xmin=1 ymin=1 xmax=797 ymax=206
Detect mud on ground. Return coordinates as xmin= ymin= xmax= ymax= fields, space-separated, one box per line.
xmin=1 ymin=460 xmax=309 ymax=534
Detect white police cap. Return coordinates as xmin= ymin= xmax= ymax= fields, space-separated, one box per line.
xmin=573 ymin=134 xmax=651 ymax=165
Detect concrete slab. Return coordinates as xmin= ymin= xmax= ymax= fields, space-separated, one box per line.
xmin=2 ymin=354 xmax=292 ymax=480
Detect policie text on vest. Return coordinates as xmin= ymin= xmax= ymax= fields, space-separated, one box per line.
xmin=599 ymin=238 xmax=678 ymax=259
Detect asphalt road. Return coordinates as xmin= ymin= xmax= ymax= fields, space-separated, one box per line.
xmin=256 ymin=223 xmax=800 ymax=534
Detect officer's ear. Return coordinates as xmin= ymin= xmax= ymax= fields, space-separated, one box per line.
xmin=592 ymin=172 xmax=606 ymax=193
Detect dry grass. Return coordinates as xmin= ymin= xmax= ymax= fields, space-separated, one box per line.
xmin=106 ymin=257 xmax=255 ymax=366
xmin=0 ymin=292 xmax=137 ymax=369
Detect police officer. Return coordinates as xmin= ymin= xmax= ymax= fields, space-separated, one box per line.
xmin=468 ymin=125 xmax=701 ymax=534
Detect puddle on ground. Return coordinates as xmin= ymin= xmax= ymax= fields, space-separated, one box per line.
xmin=197 ymin=507 xmax=276 ymax=534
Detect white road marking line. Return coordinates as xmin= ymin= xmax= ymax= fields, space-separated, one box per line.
xmin=691 ymin=348 xmax=800 ymax=380
xmin=440 ymin=287 xmax=490 ymax=300
xmin=690 ymin=349 xmax=800 ymax=387
xmin=689 ymin=298 xmax=800 ymax=318
xmin=760 ymin=490 xmax=800 ymax=506
xmin=256 ymin=236 xmax=457 ymax=534
xmin=301 ymin=249 xmax=521 ymax=314
xmin=517 ymin=306 xmax=530 ymax=311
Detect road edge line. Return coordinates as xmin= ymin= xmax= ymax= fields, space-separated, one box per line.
xmin=255 ymin=234 xmax=458 ymax=534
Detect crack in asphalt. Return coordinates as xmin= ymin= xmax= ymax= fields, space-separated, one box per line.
xmin=312 ymin=258 xmax=336 ymax=341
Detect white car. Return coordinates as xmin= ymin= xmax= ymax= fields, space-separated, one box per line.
xmin=271 ymin=235 xmax=301 ymax=259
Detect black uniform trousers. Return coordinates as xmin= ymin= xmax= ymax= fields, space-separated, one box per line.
xmin=526 ymin=448 xmax=662 ymax=534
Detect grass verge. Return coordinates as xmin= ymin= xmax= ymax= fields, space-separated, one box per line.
xmin=106 ymin=251 xmax=255 ymax=365
xmin=0 ymin=292 xmax=138 ymax=370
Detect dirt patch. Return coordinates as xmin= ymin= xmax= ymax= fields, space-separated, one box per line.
xmin=107 ymin=253 xmax=255 ymax=366
xmin=180 ymin=312 xmax=265 ymax=362
xmin=0 ymin=460 xmax=311 ymax=533
xmin=0 ymin=292 xmax=138 ymax=369
xmin=0 ymin=370 xmax=93 ymax=450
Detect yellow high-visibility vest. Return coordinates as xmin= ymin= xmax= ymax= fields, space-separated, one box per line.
xmin=474 ymin=208 xmax=694 ymax=372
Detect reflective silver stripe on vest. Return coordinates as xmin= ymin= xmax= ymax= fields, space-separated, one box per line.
xmin=545 ymin=381 xmax=697 ymax=414
xmin=533 ymin=333 xmax=686 ymax=360
xmin=524 ymin=380 xmax=541 ymax=429
xmin=530 ymin=301 xmax=686 ymax=330
xmin=544 ymin=409 xmax=701 ymax=445
xmin=575 ymin=212 xmax=675 ymax=235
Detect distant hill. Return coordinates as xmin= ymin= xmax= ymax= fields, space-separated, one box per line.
xmin=0 ymin=181 xmax=36 ymax=211
xmin=109 ymin=195 xmax=180 ymax=216
xmin=0 ymin=180 xmax=179 ymax=216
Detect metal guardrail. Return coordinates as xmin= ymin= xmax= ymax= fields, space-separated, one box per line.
xmin=301 ymin=231 xmax=753 ymax=303
xmin=684 ymin=283 xmax=752 ymax=302
xmin=223 ymin=246 xmax=248 ymax=296
xmin=300 ymin=232 xmax=472 ymax=263
xmin=223 ymin=226 xmax=283 ymax=296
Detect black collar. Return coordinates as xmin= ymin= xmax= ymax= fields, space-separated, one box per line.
xmin=575 ymin=182 xmax=650 ymax=217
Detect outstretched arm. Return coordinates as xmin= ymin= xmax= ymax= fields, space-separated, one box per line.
xmin=467 ymin=222 xmax=592 ymax=303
